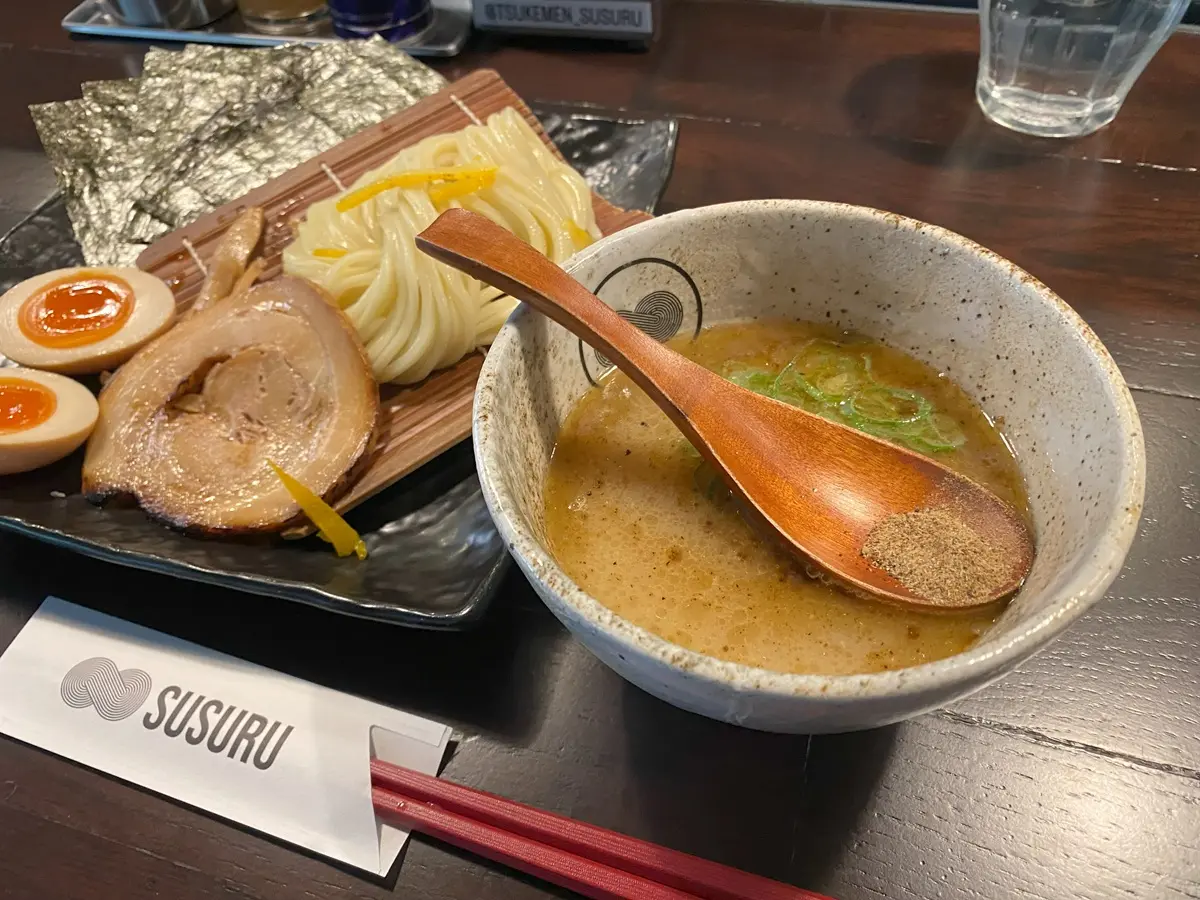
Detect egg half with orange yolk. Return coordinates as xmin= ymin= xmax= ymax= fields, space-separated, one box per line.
xmin=0 ymin=368 xmax=99 ymax=475
xmin=0 ymin=267 xmax=175 ymax=375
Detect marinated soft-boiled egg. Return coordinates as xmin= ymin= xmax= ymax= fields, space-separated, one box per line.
xmin=0 ymin=267 xmax=175 ymax=375
xmin=0 ymin=368 xmax=99 ymax=475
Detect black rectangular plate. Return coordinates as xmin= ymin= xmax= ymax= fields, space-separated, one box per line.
xmin=0 ymin=105 xmax=677 ymax=629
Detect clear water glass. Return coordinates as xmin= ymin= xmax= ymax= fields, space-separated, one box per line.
xmin=977 ymin=0 xmax=1190 ymax=138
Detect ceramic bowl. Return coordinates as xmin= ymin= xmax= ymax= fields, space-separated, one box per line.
xmin=473 ymin=199 xmax=1145 ymax=733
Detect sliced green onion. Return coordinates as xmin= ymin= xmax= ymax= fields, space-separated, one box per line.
xmin=840 ymin=385 xmax=931 ymax=425
xmin=908 ymin=413 xmax=967 ymax=452
xmin=771 ymin=361 xmax=823 ymax=406
xmin=862 ymin=353 xmax=878 ymax=382
xmin=792 ymin=341 xmax=868 ymax=403
xmin=775 ymin=358 xmax=864 ymax=407
xmin=809 ymin=366 xmax=861 ymax=402
xmin=719 ymin=340 xmax=962 ymax=459
xmin=792 ymin=339 xmax=847 ymax=372
xmin=692 ymin=461 xmax=732 ymax=506
xmin=727 ymin=367 xmax=776 ymax=396
xmin=846 ymin=418 xmax=913 ymax=444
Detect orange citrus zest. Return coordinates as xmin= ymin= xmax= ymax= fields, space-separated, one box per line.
xmin=335 ymin=166 xmax=499 ymax=213
xmin=268 ymin=461 xmax=366 ymax=559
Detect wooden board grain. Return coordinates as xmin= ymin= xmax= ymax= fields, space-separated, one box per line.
xmin=135 ymin=69 xmax=651 ymax=529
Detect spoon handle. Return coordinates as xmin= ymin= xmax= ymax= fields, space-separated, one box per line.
xmin=415 ymin=208 xmax=709 ymax=419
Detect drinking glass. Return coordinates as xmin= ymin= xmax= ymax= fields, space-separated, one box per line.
xmin=236 ymin=0 xmax=327 ymax=34
xmin=327 ymin=0 xmax=434 ymax=42
xmin=976 ymin=0 xmax=1190 ymax=138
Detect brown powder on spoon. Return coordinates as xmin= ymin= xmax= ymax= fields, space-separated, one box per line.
xmin=861 ymin=507 xmax=1009 ymax=607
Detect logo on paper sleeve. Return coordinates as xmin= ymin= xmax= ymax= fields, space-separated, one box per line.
xmin=60 ymin=657 xmax=153 ymax=722
xmin=58 ymin=657 xmax=294 ymax=769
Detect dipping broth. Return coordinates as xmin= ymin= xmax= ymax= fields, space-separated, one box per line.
xmin=543 ymin=320 xmax=1030 ymax=676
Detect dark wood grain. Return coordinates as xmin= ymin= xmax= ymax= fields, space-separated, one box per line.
xmin=2 ymin=2 xmax=1199 ymax=899
xmin=441 ymin=3 xmax=1200 ymax=169
xmin=652 ymin=116 xmax=1200 ymax=397
xmin=953 ymin=389 xmax=1200 ymax=770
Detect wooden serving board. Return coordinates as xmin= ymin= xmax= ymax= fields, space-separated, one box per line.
xmin=136 ymin=69 xmax=651 ymax=535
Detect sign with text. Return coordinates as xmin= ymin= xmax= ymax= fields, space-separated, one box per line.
xmin=473 ymin=0 xmax=656 ymax=39
xmin=0 ymin=598 xmax=450 ymax=875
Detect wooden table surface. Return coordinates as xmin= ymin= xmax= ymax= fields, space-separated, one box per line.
xmin=2 ymin=3 xmax=1198 ymax=898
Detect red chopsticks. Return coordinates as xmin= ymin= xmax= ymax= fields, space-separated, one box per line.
xmin=370 ymin=759 xmax=834 ymax=900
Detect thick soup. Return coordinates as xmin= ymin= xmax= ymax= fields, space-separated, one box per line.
xmin=543 ymin=321 xmax=1029 ymax=676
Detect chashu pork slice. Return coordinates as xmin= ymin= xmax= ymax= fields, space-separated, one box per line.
xmin=190 ymin=207 xmax=265 ymax=318
xmin=83 ymin=276 xmax=378 ymax=534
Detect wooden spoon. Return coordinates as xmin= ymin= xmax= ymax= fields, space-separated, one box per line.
xmin=416 ymin=208 xmax=1034 ymax=610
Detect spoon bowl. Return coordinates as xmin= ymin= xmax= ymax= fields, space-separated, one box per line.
xmin=416 ymin=208 xmax=1034 ymax=609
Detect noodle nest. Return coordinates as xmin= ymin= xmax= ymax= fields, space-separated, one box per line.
xmin=283 ymin=108 xmax=600 ymax=384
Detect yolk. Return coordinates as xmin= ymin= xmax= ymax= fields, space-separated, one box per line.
xmin=0 ymin=378 xmax=57 ymax=434
xmin=19 ymin=271 xmax=134 ymax=348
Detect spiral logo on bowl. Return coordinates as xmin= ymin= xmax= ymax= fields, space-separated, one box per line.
xmin=60 ymin=657 xmax=153 ymax=722
xmin=580 ymin=258 xmax=703 ymax=384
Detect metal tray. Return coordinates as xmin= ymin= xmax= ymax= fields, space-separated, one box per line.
xmin=0 ymin=103 xmax=677 ymax=628
xmin=62 ymin=0 xmax=472 ymax=56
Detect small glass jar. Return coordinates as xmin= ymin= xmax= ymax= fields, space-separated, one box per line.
xmin=327 ymin=0 xmax=434 ymax=43
xmin=236 ymin=0 xmax=328 ymax=35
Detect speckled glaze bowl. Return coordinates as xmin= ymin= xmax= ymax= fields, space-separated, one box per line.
xmin=473 ymin=200 xmax=1145 ymax=733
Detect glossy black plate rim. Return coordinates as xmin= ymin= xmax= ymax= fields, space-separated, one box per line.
xmin=0 ymin=512 xmax=512 ymax=629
